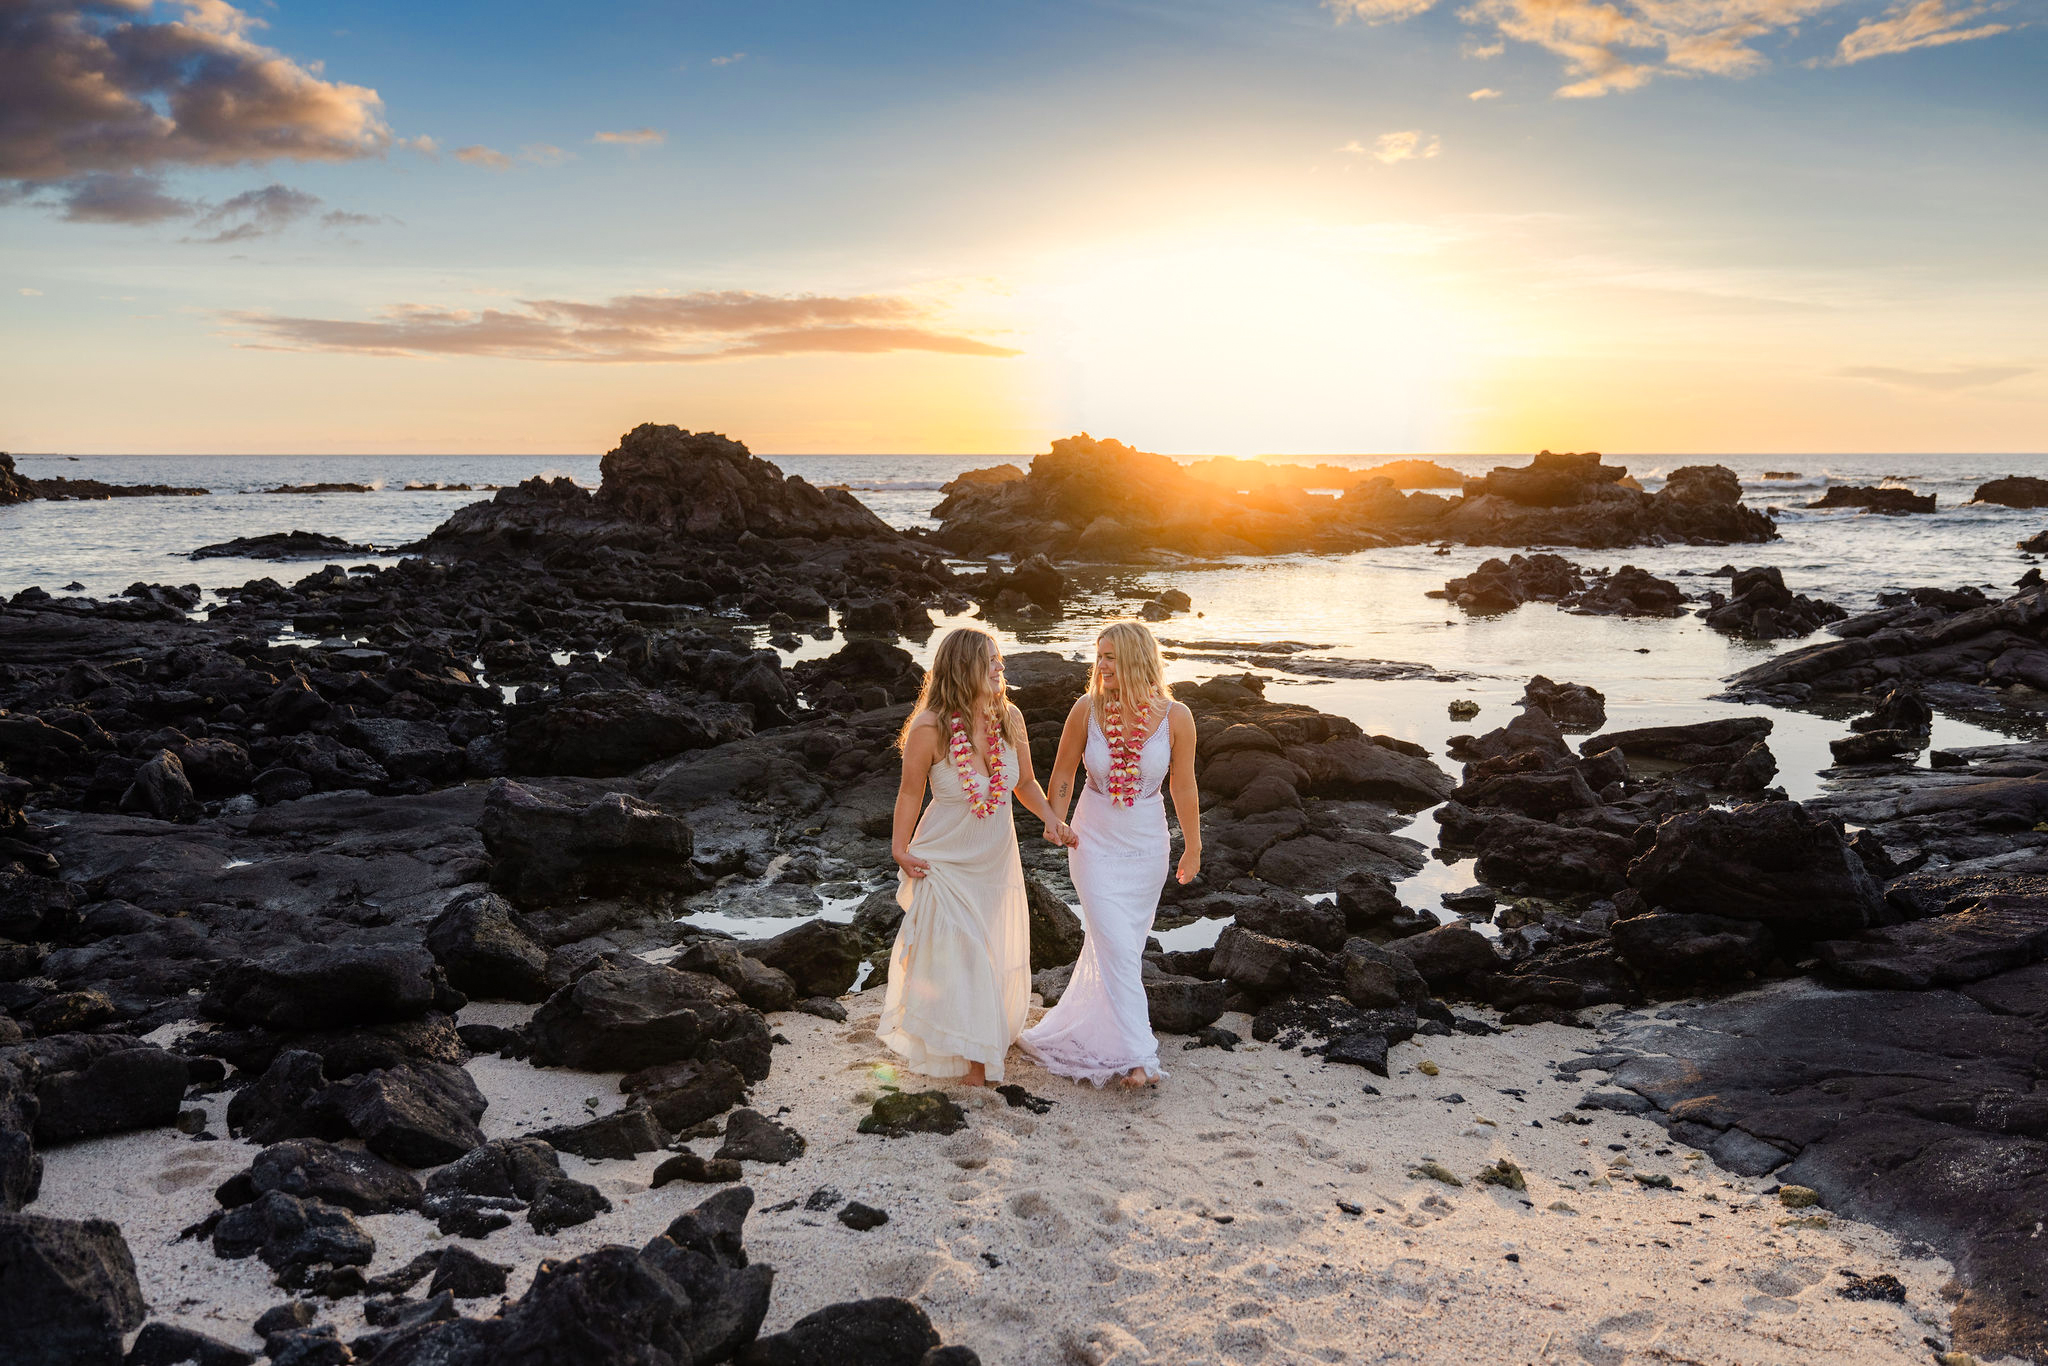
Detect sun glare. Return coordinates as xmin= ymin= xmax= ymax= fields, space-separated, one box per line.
xmin=1020 ymin=228 xmax=1484 ymax=455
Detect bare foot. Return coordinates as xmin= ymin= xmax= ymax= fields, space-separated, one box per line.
xmin=962 ymin=1062 xmax=989 ymax=1088
xmin=1119 ymin=1068 xmax=1151 ymax=1090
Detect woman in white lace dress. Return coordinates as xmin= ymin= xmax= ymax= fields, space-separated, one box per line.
xmin=880 ymin=627 xmax=1072 ymax=1087
xmin=1021 ymin=620 xmax=1201 ymax=1088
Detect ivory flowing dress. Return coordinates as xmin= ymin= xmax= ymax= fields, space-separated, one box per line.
xmin=877 ymin=738 xmax=1031 ymax=1083
xmin=1019 ymin=706 xmax=1174 ymax=1085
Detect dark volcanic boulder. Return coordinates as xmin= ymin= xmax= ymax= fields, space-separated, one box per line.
xmin=526 ymin=960 xmax=745 ymax=1072
xmin=716 ymin=1109 xmax=806 ymax=1164
xmin=224 ymin=1050 xmax=345 ymax=1146
xmin=1613 ymin=910 xmax=1774 ymax=982
xmin=205 ymin=944 xmax=463 ymax=1033
xmin=1383 ymin=923 xmax=1499 ymax=988
xmin=504 ymin=691 xmax=750 ymax=778
xmin=212 ymin=1190 xmax=374 ymax=1288
xmin=1024 ymin=876 xmax=1085 ymax=970
xmin=1698 ymin=566 xmax=1846 ymax=641
xmin=670 ymin=939 xmax=798 ymax=1014
xmin=315 ymin=1062 xmax=487 ymax=1168
xmin=420 ymin=1137 xmax=610 ymax=1238
xmin=1815 ymin=893 xmax=2048 ymax=989
xmin=1978 ymin=475 xmax=2048 ymax=508
xmin=739 ymin=920 xmax=863 ymax=999
xmin=1143 ymin=974 xmax=1228 ymax=1034
xmin=341 ymin=718 xmax=462 ymax=784
xmin=533 ymin=1106 xmax=667 ymax=1160
xmin=1628 ymin=801 xmax=1882 ymax=939
xmin=1805 ymin=485 xmax=1934 ymax=514
xmin=190 ymin=531 xmax=370 ymax=561
xmin=0 ymin=1053 xmax=41 ymax=1211
xmin=125 ymin=1322 xmax=257 ymax=1366
xmin=1580 ymin=716 xmax=1776 ymax=791
xmin=425 ymin=891 xmax=552 ymax=1002
xmin=219 ymin=1138 xmax=423 ymax=1215
xmin=620 ymin=1057 xmax=749 ymax=1131
xmin=480 ymin=779 xmax=698 ymax=909
xmin=0 ymin=1212 xmax=146 ymax=1366
xmin=117 ymin=749 xmax=200 ymax=823
xmin=738 ymin=1297 xmax=941 ymax=1366
xmin=1520 ymin=675 xmax=1606 ymax=731
xmin=8 ymin=1034 xmax=188 ymax=1144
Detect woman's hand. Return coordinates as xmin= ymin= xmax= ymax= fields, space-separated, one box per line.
xmin=894 ymin=845 xmax=931 ymax=879
xmin=1041 ymin=820 xmax=1072 ymax=848
xmin=1175 ymin=845 xmax=1201 ymax=884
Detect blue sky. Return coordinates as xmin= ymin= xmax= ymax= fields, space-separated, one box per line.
xmin=3 ymin=0 xmax=2044 ymax=453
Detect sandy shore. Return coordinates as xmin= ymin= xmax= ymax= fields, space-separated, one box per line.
xmin=33 ymin=995 xmax=1970 ymax=1365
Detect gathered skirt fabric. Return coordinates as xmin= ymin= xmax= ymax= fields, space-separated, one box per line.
xmin=1019 ymin=783 xmax=1169 ymax=1085
xmin=878 ymin=757 xmax=1030 ymax=1082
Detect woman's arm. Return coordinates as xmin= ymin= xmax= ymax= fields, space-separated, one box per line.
xmin=1005 ymin=705 xmax=1072 ymax=844
xmin=1041 ymin=697 xmax=1090 ymax=845
xmin=891 ymin=716 xmax=938 ymax=878
xmin=1167 ymin=701 xmax=1201 ymax=883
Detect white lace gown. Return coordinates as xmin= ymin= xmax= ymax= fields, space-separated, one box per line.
xmin=878 ymin=744 xmax=1031 ymax=1083
xmin=1020 ymin=709 xmax=1173 ymax=1084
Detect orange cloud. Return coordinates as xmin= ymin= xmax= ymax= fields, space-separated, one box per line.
xmin=1833 ymin=0 xmax=2012 ymax=62
xmin=226 ymin=290 xmax=1023 ymax=363
xmin=593 ymin=128 xmax=666 ymax=146
xmin=1334 ymin=0 xmax=2019 ymax=96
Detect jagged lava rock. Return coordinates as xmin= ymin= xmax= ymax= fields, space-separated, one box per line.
xmin=0 ymin=1211 xmax=146 ymax=1366
xmin=1627 ymin=801 xmax=1883 ymax=939
xmin=479 ymin=779 xmax=697 ymax=909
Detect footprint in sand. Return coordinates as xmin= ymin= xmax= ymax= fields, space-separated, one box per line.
xmin=1006 ymin=1189 xmax=1073 ymax=1246
xmin=1577 ymin=1309 xmax=1661 ymax=1366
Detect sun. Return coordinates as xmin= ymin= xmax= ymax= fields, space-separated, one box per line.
xmin=1016 ymin=223 xmax=1491 ymax=455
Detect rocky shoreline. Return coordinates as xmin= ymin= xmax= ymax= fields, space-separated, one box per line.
xmin=2 ymin=426 xmax=2046 ymax=1363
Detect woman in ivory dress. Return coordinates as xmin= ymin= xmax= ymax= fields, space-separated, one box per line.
xmin=1020 ymin=620 xmax=1200 ymax=1088
xmin=880 ymin=627 xmax=1072 ymax=1087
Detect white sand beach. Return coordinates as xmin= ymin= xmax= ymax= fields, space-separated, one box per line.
xmin=30 ymin=994 xmax=1974 ymax=1365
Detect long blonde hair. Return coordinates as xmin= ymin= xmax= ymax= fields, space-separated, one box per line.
xmin=1090 ymin=619 xmax=1168 ymax=733
xmin=901 ymin=626 xmax=1023 ymax=750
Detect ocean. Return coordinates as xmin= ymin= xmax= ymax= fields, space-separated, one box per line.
xmin=6 ymin=449 xmax=2046 ymax=932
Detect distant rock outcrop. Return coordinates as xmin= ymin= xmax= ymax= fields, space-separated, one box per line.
xmin=422 ymin=424 xmax=905 ymax=558
xmin=1976 ymin=475 xmax=2048 ymax=509
xmin=0 ymin=452 xmax=204 ymax=504
xmin=190 ymin=531 xmax=372 ymax=561
xmin=1804 ymin=485 xmax=1935 ymax=514
xmin=930 ymin=439 xmax=1771 ymax=561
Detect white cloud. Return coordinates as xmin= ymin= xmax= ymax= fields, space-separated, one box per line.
xmin=593 ymin=129 xmax=666 ymax=146
xmin=18 ymin=287 xmax=41 ymax=296
xmin=520 ymin=144 xmax=569 ymax=166
xmin=1341 ymin=130 xmax=1444 ymax=164
xmin=1469 ymin=87 xmax=1504 ymax=99
xmin=710 ymin=52 xmax=747 ymax=65
xmin=454 ymin=145 xmax=512 ymax=170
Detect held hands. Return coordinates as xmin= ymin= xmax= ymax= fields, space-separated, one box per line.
xmin=1176 ymin=846 xmax=1202 ymax=885
xmin=893 ymin=845 xmax=931 ymax=880
xmin=1042 ymin=820 xmax=1078 ymax=849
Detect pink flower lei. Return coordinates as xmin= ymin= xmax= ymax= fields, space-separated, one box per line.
xmin=1102 ymin=693 xmax=1154 ymax=807
xmin=949 ymin=663 xmax=1008 ymax=819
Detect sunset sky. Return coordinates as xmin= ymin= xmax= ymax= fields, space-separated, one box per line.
xmin=3 ymin=0 xmax=2044 ymax=456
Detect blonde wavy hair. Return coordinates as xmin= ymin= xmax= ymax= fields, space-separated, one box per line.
xmin=1089 ymin=619 xmax=1168 ymax=733
xmin=900 ymin=626 xmax=1023 ymax=750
